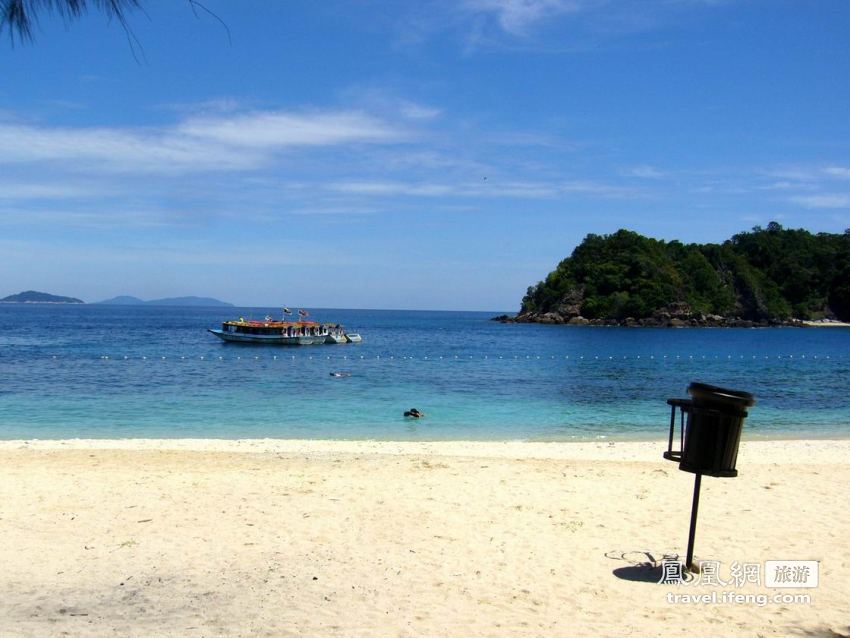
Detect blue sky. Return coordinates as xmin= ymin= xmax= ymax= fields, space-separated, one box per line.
xmin=1 ymin=0 xmax=849 ymax=310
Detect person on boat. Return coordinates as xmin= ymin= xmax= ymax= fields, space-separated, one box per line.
xmin=404 ymin=408 xmax=424 ymax=418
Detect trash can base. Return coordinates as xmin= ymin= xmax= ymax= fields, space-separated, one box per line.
xmin=678 ymin=462 xmax=738 ymax=478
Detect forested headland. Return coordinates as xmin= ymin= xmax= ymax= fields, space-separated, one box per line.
xmin=499 ymin=223 xmax=850 ymax=327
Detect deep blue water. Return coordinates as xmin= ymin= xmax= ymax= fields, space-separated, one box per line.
xmin=1 ymin=304 xmax=849 ymax=440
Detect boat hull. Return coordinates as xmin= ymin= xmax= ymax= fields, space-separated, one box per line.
xmin=208 ymin=329 xmax=322 ymax=345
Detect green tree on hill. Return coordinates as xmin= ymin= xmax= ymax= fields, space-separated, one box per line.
xmin=519 ymin=224 xmax=850 ymax=323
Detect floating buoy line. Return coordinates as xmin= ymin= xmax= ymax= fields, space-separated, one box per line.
xmin=37 ymin=352 xmax=842 ymax=362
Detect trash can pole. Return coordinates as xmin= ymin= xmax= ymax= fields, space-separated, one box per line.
xmin=686 ymin=473 xmax=702 ymax=571
xmin=667 ymin=404 xmax=676 ymax=453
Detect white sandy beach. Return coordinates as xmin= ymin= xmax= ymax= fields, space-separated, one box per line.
xmin=1 ymin=438 xmax=848 ymax=637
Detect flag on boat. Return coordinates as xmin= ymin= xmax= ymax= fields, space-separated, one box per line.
xmin=282 ymin=307 xmax=292 ymax=315
xmin=298 ymin=309 xmax=309 ymax=317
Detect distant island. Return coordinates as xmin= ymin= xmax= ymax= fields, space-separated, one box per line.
xmin=95 ymin=295 xmax=234 ymax=307
xmin=0 ymin=290 xmax=84 ymax=304
xmin=495 ymin=223 xmax=850 ymax=327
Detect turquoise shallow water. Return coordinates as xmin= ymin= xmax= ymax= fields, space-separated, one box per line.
xmin=1 ymin=305 xmax=849 ymax=440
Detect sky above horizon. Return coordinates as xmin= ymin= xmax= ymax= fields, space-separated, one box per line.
xmin=1 ymin=0 xmax=849 ymax=310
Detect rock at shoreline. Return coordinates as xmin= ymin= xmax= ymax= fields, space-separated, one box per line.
xmin=492 ymin=308 xmax=807 ymax=328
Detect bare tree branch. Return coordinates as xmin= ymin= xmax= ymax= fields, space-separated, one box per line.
xmin=188 ymin=0 xmax=229 ymax=45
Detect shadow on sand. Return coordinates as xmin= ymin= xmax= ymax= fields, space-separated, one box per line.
xmin=606 ymin=550 xmax=693 ymax=584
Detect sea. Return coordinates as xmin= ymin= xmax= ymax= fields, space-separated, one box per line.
xmin=1 ymin=304 xmax=849 ymax=441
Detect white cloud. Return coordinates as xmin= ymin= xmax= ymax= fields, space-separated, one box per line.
xmin=621 ymin=165 xmax=666 ymax=179
xmin=790 ymin=194 xmax=850 ymax=209
xmin=560 ymin=179 xmax=637 ymax=197
xmin=326 ymin=178 xmax=634 ymax=199
xmin=328 ymin=181 xmax=455 ymax=197
xmin=762 ymin=164 xmax=850 ymax=183
xmin=398 ymin=102 xmax=443 ymax=120
xmin=824 ymin=166 xmax=850 ymax=179
xmin=0 ymin=122 xmax=262 ymax=172
xmin=0 ymin=205 xmax=190 ymax=229
xmin=0 ymin=181 xmax=108 ymax=200
xmin=0 ymin=109 xmax=406 ymax=174
xmin=758 ymin=181 xmax=802 ymax=191
xmin=462 ymin=0 xmax=592 ymax=35
xmin=178 ymin=110 xmax=405 ymax=148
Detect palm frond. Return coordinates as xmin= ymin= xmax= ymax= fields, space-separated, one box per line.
xmin=1 ymin=0 xmax=142 ymax=42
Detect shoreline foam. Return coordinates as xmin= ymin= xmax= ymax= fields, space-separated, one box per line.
xmin=2 ymin=437 xmax=850 ymax=462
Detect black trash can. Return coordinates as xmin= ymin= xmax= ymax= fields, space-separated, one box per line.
xmin=679 ymin=382 xmax=755 ymax=477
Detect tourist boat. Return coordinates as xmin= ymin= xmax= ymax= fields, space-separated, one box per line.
xmin=208 ymin=312 xmax=358 ymax=345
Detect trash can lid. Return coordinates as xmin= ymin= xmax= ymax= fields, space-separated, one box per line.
xmin=687 ymin=382 xmax=755 ymax=407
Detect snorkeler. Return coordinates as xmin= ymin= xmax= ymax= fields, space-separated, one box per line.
xmin=403 ymin=408 xmax=424 ymax=418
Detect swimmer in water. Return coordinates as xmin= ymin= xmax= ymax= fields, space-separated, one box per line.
xmin=329 ymin=371 xmax=351 ymax=378
xmin=403 ymin=408 xmax=424 ymax=418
